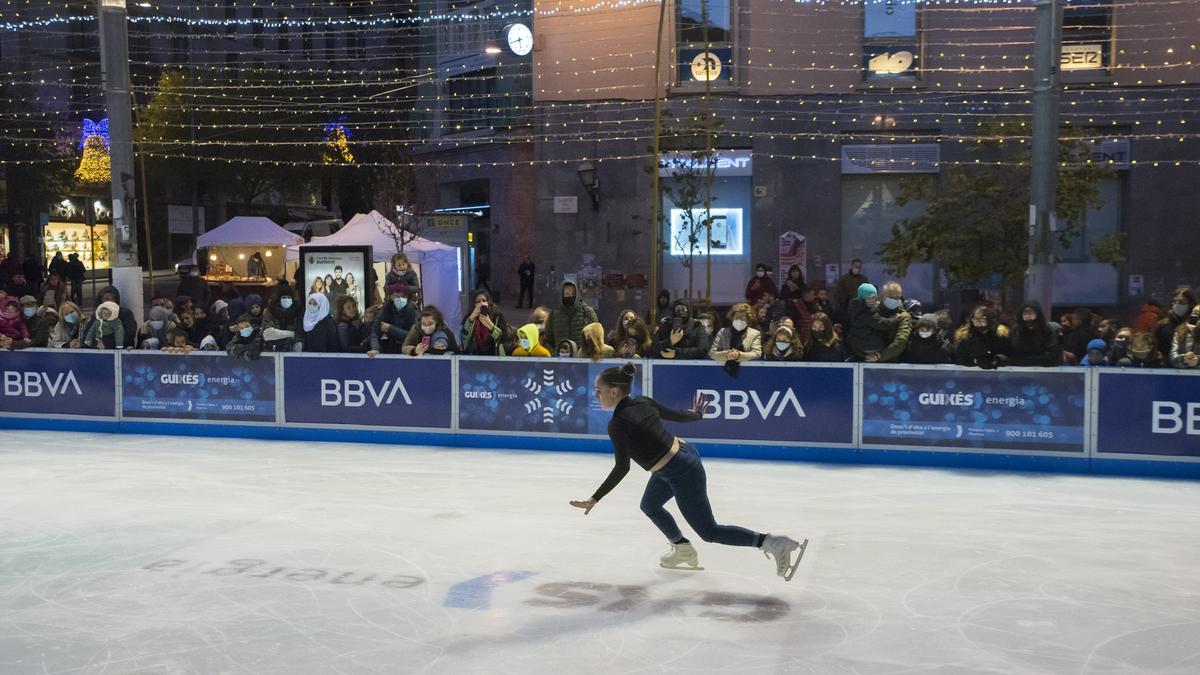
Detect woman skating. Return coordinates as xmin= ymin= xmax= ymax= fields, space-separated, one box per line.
xmin=570 ymin=363 xmax=806 ymax=580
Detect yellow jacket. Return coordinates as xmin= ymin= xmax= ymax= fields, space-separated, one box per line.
xmin=512 ymin=323 xmax=551 ymax=357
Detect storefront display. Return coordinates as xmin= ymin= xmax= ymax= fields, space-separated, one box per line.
xmin=44 ymin=222 xmax=110 ymax=270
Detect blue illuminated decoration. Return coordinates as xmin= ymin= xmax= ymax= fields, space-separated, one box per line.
xmin=79 ymin=118 xmax=110 ymax=151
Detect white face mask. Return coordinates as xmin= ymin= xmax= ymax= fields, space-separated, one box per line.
xmin=775 ymin=340 xmax=790 ymax=352
xmin=732 ymin=319 xmax=747 ymax=332
xmin=756 ymin=271 xmax=765 ymax=278
xmin=520 ymin=338 xmax=532 ymax=351
xmin=918 ymin=329 xmax=934 ymax=339
xmin=150 ymin=320 xmax=164 ymax=330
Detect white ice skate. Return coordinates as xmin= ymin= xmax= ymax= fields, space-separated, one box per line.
xmin=761 ymin=535 xmax=807 ymax=581
xmin=660 ymin=541 xmax=704 ymax=571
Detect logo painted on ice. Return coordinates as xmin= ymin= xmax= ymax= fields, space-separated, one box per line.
xmin=917 ymin=392 xmax=977 ymax=407
xmin=320 ymin=378 xmax=412 ymax=407
xmin=2 ymin=370 xmax=83 ymax=397
xmin=697 ymin=388 xmax=805 ymax=421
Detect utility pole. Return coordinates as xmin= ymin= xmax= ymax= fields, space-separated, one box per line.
xmin=97 ymin=0 xmax=144 ymax=320
xmin=1026 ymin=0 xmax=1061 ymax=313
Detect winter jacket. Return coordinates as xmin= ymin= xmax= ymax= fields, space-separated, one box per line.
xmin=226 ymin=327 xmax=265 ymax=361
xmin=744 ymin=276 xmax=778 ymax=306
xmin=1064 ymin=310 xmax=1097 ymax=361
xmin=833 ymin=271 xmax=869 ymax=311
xmin=1156 ymin=314 xmax=1189 ymax=361
xmin=1132 ymin=304 xmax=1162 ymax=334
xmin=544 ymin=281 xmax=598 ymax=349
xmin=369 ymin=301 xmax=418 ymax=353
xmin=459 ymin=312 xmax=508 ymax=356
xmin=512 ymin=323 xmax=552 ymax=357
xmin=335 ymin=318 xmax=370 ymax=353
xmin=402 ymin=323 xmax=460 ymax=355
xmin=708 ymin=326 xmax=763 ymax=362
xmin=83 ymin=286 xmax=137 ymax=348
xmin=48 ymin=306 xmax=83 ymax=348
xmin=84 ymin=318 xmax=124 ymax=350
xmin=385 ymin=268 xmax=420 ymax=292
xmin=876 ymin=303 xmax=913 ymax=363
xmin=651 ymin=302 xmax=711 ymax=360
xmin=904 ymin=334 xmax=952 ymax=364
xmin=785 ymin=298 xmax=817 ymax=343
xmin=845 ymin=298 xmax=900 ymax=360
xmin=302 ymin=316 xmax=340 ymax=353
xmin=0 ymin=310 xmax=29 ymax=341
xmin=1170 ymin=327 xmax=1200 ymax=369
xmin=954 ymin=324 xmax=1011 ymax=369
xmin=806 ymin=339 xmax=845 ymax=362
xmin=25 ymin=313 xmax=53 ymax=348
xmin=1009 ymin=301 xmax=1062 ymax=367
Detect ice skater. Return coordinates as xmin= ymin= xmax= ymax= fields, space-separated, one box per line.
xmin=570 ymin=363 xmax=807 ymax=580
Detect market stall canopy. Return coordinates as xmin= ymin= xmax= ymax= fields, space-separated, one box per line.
xmin=198 ymin=216 xmax=303 ymax=248
xmin=286 ymin=210 xmax=456 ymax=264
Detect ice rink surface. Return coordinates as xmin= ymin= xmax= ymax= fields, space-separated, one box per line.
xmin=2 ymin=431 xmax=1199 ymax=674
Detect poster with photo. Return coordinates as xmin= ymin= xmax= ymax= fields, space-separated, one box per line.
xmin=299 ymin=246 xmax=371 ymax=318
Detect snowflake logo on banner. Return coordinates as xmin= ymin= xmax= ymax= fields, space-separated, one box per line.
xmin=521 ymin=367 xmax=574 ymax=425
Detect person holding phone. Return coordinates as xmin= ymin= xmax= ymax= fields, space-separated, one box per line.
xmin=570 ymin=363 xmax=807 ymax=580
xmin=402 ymin=306 xmax=458 ymax=356
xmin=459 ymin=289 xmax=509 ymax=355
xmin=651 ymin=298 xmax=711 ymax=360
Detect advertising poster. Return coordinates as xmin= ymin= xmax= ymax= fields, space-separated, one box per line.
xmin=299 ymin=246 xmax=371 ymax=318
xmin=284 ymin=355 xmax=453 ymax=429
xmin=458 ymin=358 xmax=641 ymax=436
xmin=861 ymin=367 xmax=1087 ymax=452
xmin=1096 ymin=371 xmax=1200 ymax=458
xmin=121 ymin=353 xmax=276 ymax=422
xmin=0 ymin=349 xmax=116 ymax=418
xmin=778 ymin=231 xmax=806 ymax=283
xmin=649 ymin=363 xmax=854 ymax=445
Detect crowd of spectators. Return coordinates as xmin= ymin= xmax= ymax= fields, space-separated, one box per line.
xmin=3 ymin=251 xmax=1199 ymax=371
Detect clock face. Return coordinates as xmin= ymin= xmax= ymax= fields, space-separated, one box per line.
xmin=506 ymin=23 xmax=533 ymax=56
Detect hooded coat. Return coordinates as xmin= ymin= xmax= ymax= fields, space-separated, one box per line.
xmin=84 ymin=285 xmax=137 ymax=348
xmin=845 ymin=294 xmax=899 ymax=361
xmin=904 ymin=315 xmax=952 ymax=364
xmin=1009 ymin=301 xmax=1062 ymax=367
xmin=544 ymin=281 xmax=598 ymax=349
xmin=954 ymin=318 xmax=1011 ymax=369
xmin=0 ymin=300 xmax=28 ymax=341
xmin=512 ymin=323 xmax=552 ymax=357
xmin=651 ymin=299 xmax=711 ymax=359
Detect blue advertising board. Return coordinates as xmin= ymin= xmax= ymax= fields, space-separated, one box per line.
xmin=0 ymin=349 xmax=116 ymax=418
xmin=1096 ymin=371 xmax=1200 ymax=458
xmin=283 ymin=355 xmax=452 ymax=429
xmin=121 ymin=353 xmax=276 ymax=422
xmin=458 ymin=358 xmax=641 ymax=436
xmin=649 ymin=363 xmax=855 ymax=445
xmin=861 ymin=367 xmax=1087 ymax=452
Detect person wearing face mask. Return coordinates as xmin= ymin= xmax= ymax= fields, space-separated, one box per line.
xmin=386 ymin=252 xmax=420 ymax=291
xmin=904 ymin=314 xmax=952 ymax=364
xmin=744 ymin=263 xmax=779 ymax=306
xmin=833 ymin=259 xmax=869 ymax=316
xmin=334 ymin=296 xmax=371 ymax=353
xmin=49 ymin=301 xmax=83 ymax=348
xmin=458 ymin=289 xmax=508 ymax=355
xmin=652 ymin=299 xmax=711 ymax=360
xmin=778 ymin=265 xmax=806 ymax=302
xmin=954 ymin=305 xmax=1010 ymax=369
xmin=1122 ymin=331 xmax=1163 ymax=368
xmin=244 ymin=293 xmax=265 ymax=327
xmin=175 ymin=265 xmax=210 ymax=310
xmin=544 ymin=280 xmax=598 ymax=351
xmin=765 ymin=325 xmax=803 ymax=362
xmin=1157 ymin=287 xmax=1196 ymax=359
xmin=648 ymin=289 xmax=671 ymax=330
xmin=301 ymin=293 xmax=339 ymax=353
xmin=512 ymin=322 xmax=552 ymax=357
xmin=556 ymin=339 xmax=579 ymax=358
xmin=1107 ymin=327 xmax=1133 ymax=365
xmin=1169 ymin=304 xmax=1200 ymax=369
xmin=263 ymin=285 xmax=302 ymax=352
xmin=368 ymin=283 xmax=418 ymax=356
xmin=873 ymin=282 xmax=915 ymax=363
xmin=138 ymin=305 xmax=173 ymax=350
xmin=226 ymin=313 xmax=265 ymax=361
xmin=529 ymin=305 xmax=551 ymax=346
xmin=402 ymin=306 xmax=459 ymax=356
xmin=708 ymin=303 xmax=763 ymax=365
xmin=610 ymin=310 xmax=654 ymax=358
xmin=845 ymin=283 xmax=901 ymax=362
xmin=17 ymin=295 xmax=51 ymax=348
xmin=1008 ymin=301 xmax=1061 ymax=367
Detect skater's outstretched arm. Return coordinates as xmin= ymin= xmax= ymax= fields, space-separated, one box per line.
xmin=647 ymin=391 xmax=711 ymax=423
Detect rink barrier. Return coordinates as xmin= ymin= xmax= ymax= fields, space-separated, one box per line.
xmin=2 ymin=349 xmax=1199 ymax=479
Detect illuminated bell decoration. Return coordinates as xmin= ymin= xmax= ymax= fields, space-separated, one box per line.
xmin=74 ymin=134 xmax=111 ymax=185
xmin=322 ymin=122 xmax=354 ymax=164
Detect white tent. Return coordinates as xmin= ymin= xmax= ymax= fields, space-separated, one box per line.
xmin=288 ymin=211 xmax=465 ymax=329
xmin=198 ymin=216 xmax=303 ymax=248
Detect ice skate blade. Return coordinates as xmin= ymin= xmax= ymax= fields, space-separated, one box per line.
xmin=782 ymin=538 xmax=809 ymax=582
xmin=660 ymin=562 xmax=705 ymax=571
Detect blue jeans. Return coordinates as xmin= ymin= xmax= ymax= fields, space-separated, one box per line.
xmin=640 ymin=441 xmax=760 ymax=547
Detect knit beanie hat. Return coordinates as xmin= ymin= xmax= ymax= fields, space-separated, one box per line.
xmin=97 ymin=301 xmax=120 ymax=318
xmin=857 ymin=283 xmax=879 ymax=301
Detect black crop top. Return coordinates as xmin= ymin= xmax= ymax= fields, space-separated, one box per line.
xmin=591 ymin=396 xmax=702 ymax=501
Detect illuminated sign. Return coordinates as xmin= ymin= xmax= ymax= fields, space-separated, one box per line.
xmin=678 ymin=47 xmax=733 ymax=84
xmin=865 ymin=47 xmax=917 ymax=76
xmin=1061 ymin=44 xmax=1104 ymax=70
xmin=669 ymin=208 xmax=744 ymax=257
xmin=690 ymin=51 xmax=724 ymax=82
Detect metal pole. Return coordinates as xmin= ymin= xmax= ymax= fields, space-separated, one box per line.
xmin=97 ymin=0 xmax=139 ymax=268
xmin=649 ymin=0 xmax=667 ymax=325
xmin=1026 ymin=0 xmax=1061 ymax=312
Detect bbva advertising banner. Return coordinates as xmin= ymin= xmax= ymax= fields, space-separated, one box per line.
xmin=284 ymin=355 xmax=452 ymax=429
xmin=458 ymin=358 xmax=642 ymax=435
xmin=1096 ymin=370 xmax=1200 ymax=458
xmin=648 ymin=362 xmax=854 ymax=445
xmin=121 ymin=352 xmax=276 ymax=422
xmin=0 ymin=349 xmax=116 ymax=418
xmin=861 ymin=366 xmax=1087 ymax=453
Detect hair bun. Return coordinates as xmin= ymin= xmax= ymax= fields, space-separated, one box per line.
xmin=620 ymin=362 xmax=637 ymax=377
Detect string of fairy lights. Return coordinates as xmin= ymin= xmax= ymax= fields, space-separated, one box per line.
xmin=0 ymin=0 xmax=1196 ymax=171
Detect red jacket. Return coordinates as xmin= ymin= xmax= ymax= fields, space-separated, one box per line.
xmin=745 ymin=276 xmax=779 ymax=306
xmin=0 ymin=310 xmax=29 ymax=341
xmin=1132 ymin=304 xmax=1161 ymax=333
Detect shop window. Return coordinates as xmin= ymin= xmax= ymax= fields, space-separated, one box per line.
xmin=676 ymin=0 xmax=735 ymax=87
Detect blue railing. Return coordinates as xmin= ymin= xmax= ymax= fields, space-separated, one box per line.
xmin=1 ymin=350 xmax=1198 ymax=478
